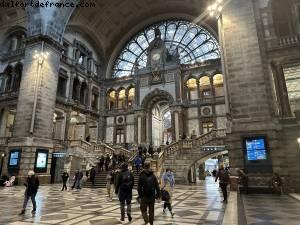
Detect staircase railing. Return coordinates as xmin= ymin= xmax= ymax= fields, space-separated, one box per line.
xmin=150 ymin=129 xmax=226 ymax=177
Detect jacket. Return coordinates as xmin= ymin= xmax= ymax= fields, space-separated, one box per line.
xmin=25 ymin=175 xmax=39 ymax=196
xmin=115 ymin=169 xmax=134 ymax=200
xmin=138 ymin=169 xmax=160 ymax=200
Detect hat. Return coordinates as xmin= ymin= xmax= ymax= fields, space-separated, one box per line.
xmin=28 ymin=170 xmax=35 ymax=176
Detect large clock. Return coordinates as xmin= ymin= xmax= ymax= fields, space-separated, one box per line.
xmin=152 ymin=53 xmax=161 ymax=61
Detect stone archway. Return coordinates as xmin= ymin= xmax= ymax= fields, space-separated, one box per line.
xmin=140 ymin=89 xmax=175 ymax=146
xmin=187 ymin=150 xmax=228 ymax=183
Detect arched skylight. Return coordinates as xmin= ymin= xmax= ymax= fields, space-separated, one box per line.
xmin=112 ymin=20 xmax=220 ymax=77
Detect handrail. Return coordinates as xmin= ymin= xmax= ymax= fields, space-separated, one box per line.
xmin=151 ymin=129 xmax=227 ymax=178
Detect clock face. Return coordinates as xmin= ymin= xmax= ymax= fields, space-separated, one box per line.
xmin=152 ymin=53 xmax=161 ymax=61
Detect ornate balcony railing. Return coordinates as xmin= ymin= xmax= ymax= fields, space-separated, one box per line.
xmin=150 ymin=129 xmax=227 ymax=177
xmin=1 ymin=48 xmax=25 ymax=60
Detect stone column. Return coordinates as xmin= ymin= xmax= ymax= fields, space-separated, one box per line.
xmin=64 ymin=108 xmax=72 ymax=140
xmin=67 ymin=72 xmax=75 ymax=102
xmin=221 ymin=0 xmax=277 ymax=175
xmin=9 ymin=36 xmax=63 ymax=182
xmin=270 ymin=61 xmax=293 ymax=117
xmin=13 ymin=38 xmax=62 ymax=139
xmin=87 ymin=79 xmax=92 ymax=110
xmin=98 ymin=88 xmax=106 ymax=142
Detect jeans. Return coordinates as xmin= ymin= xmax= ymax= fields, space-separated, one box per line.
xmin=120 ymin=199 xmax=131 ymax=217
xmin=23 ymin=194 xmax=36 ymax=210
xmin=140 ymin=198 xmax=155 ymax=225
xmin=62 ymin=182 xmax=67 ymax=191
xmin=220 ymin=183 xmax=228 ymax=201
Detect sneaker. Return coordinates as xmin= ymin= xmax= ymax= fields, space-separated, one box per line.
xmin=120 ymin=216 xmax=125 ymax=221
xmin=19 ymin=209 xmax=25 ymax=215
xmin=128 ymin=214 xmax=132 ymax=222
xmin=31 ymin=209 xmax=36 ymax=213
xmin=171 ymin=212 xmax=175 ymax=218
xmin=222 ymin=200 xmax=228 ymax=203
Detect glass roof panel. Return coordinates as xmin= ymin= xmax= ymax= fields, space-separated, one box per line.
xmin=112 ymin=20 xmax=220 ymax=77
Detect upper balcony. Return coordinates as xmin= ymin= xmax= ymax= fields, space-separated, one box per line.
xmin=1 ymin=48 xmax=25 ymax=62
xmin=266 ymin=34 xmax=300 ymax=50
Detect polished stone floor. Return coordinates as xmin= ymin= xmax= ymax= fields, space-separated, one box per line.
xmin=242 ymin=194 xmax=300 ymax=225
xmin=0 ymin=177 xmax=225 ymax=225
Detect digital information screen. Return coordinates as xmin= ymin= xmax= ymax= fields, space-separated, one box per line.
xmin=9 ymin=151 xmax=20 ymax=166
xmin=34 ymin=149 xmax=48 ymax=173
xmin=245 ymin=138 xmax=267 ymax=161
xmin=36 ymin=152 xmax=47 ymax=169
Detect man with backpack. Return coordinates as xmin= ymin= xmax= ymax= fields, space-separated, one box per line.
xmin=115 ymin=163 xmax=134 ymax=222
xmin=215 ymin=165 xmax=230 ymax=203
xmin=138 ymin=162 xmax=160 ymax=225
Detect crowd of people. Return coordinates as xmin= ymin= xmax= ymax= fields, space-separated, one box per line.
xmin=0 ymin=152 xmax=284 ymax=224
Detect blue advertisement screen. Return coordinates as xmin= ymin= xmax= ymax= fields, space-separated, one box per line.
xmin=245 ymin=138 xmax=267 ymax=161
xmin=9 ymin=151 xmax=20 ymax=166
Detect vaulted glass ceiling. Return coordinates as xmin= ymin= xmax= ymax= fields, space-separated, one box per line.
xmin=112 ymin=20 xmax=220 ymax=77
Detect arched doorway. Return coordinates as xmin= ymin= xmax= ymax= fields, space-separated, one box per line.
xmin=187 ymin=150 xmax=229 ymax=183
xmin=141 ymin=89 xmax=174 ymax=147
xmin=151 ymin=101 xmax=172 ymax=147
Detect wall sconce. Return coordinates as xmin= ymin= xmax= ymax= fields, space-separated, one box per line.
xmin=33 ymin=50 xmax=49 ymax=65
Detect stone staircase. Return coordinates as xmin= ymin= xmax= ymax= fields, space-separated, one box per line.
xmin=149 ymin=129 xmax=227 ymax=183
xmin=83 ymin=169 xmax=140 ymax=189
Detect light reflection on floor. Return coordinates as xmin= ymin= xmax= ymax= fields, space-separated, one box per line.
xmin=0 ymin=177 xmax=225 ymax=225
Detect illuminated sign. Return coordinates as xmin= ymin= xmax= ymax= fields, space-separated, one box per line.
xmin=245 ymin=137 xmax=267 ymax=161
xmin=34 ymin=149 xmax=48 ymax=173
xmin=8 ymin=149 xmax=21 ymax=168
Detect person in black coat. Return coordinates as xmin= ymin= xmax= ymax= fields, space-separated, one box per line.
xmin=138 ymin=162 xmax=160 ymax=225
xmin=61 ymin=171 xmax=69 ymax=191
xmin=115 ymin=163 xmax=134 ymax=222
xmin=20 ymin=170 xmax=39 ymax=214
xmin=90 ymin=167 xmax=96 ymax=186
xmin=105 ymin=154 xmax=111 ymax=171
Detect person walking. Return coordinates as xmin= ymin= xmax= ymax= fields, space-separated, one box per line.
xmin=105 ymin=154 xmax=111 ymax=171
xmin=90 ymin=166 xmax=96 ymax=186
xmin=161 ymin=168 xmax=175 ymax=217
xmin=72 ymin=169 xmax=83 ymax=190
xmin=115 ymin=163 xmax=134 ymax=222
xmin=19 ymin=171 xmax=39 ymax=215
xmin=106 ymin=169 xmax=115 ymax=201
xmin=134 ymin=155 xmax=142 ymax=174
xmin=61 ymin=171 xmax=69 ymax=191
xmin=215 ymin=165 xmax=230 ymax=203
xmin=99 ymin=155 xmax=105 ymax=172
xmin=138 ymin=162 xmax=160 ymax=225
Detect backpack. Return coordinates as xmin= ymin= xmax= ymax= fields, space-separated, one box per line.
xmin=120 ymin=171 xmax=133 ymax=191
xmin=161 ymin=189 xmax=170 ymax=201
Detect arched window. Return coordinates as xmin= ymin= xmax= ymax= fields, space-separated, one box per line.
xmin=72 ymin=78 xmax=80 ymax=101
xmin=91 ymin=87 xmax=99 ymax=110
xmin=186 ymin=78 xmax=198 ymax=100
xmin=199 ymin=76 xmax=211 ymax=97
xmin=107 ymin=90 xmax=116 ymax=111
xmin=80 ymin=82 xmax=88 ymax=105
xmin=128 ymin=87 xmax=135 ymax=108
xmin=213 ymin=74 xmax=224 ymax=97
xmin=112 ymin=20 xmax=220 ymax=77
xmin=118 ymin=89 xmax=126 ymax=109
xmin=13 ymin=63 xmax=23 ymax=92
xmin=271 ymin=0 xmax=296 ymax=36
xmin=7 ymin=30 xmax=26 ymax=52
xmin=4 ymin=66 xmax=13 ymax=93
xmin=202 ymin=121 xmax=214 ymax=134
